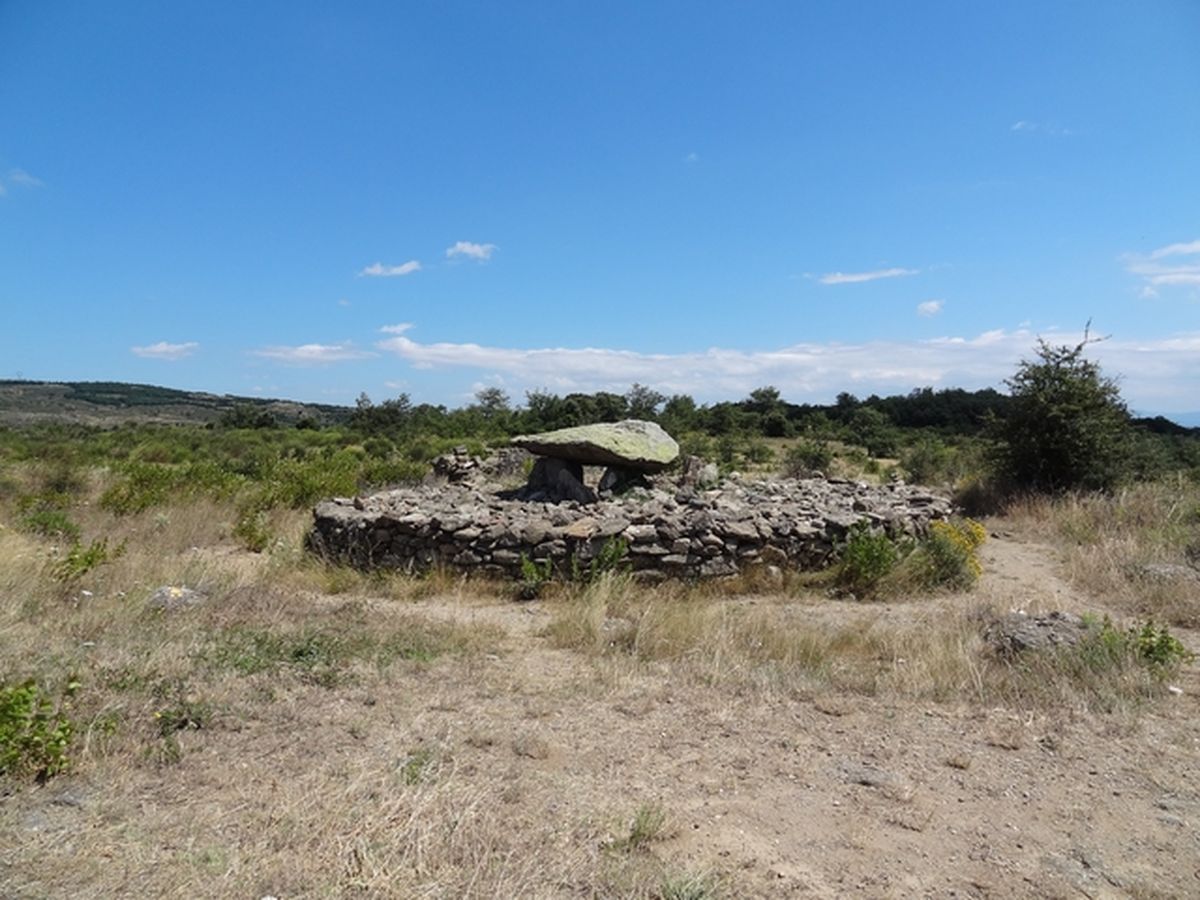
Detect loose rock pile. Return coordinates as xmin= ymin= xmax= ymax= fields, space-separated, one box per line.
xmin=308 ymin=473 xmax=953 ymax=581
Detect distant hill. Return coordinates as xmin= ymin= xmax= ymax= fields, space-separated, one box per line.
xmin=0 ymin=380 xmax=352 ymax=427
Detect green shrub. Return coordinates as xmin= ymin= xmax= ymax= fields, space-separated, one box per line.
xmin=901 ymin=437 xmax=953 ymax=485
xmin=742 ymin=438 xmax=775 ymax=466
xmin=1129 ymin=620 xmax=1193 ymax=668
xmin=18 ymin=506 xmax=81 ymax=542
xmin=99 ymin=462 xmax=180 ymax=514
xmin=992 ymin=333 xmax=1132 ymax=492
xmin=837 ymin=523 xmax=900 ymax=596
xmin=233 ymin=506 xmax=272 ymax=553
xmin=0 ymin=677 xmax=78 ymax=781
xmin=901 ymin=519 xmax=986 ymax=591
xmin=784 ymin=439 xmax=834 ymax=477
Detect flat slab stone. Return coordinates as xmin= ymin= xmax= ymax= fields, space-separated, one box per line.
xmin=511 ymin=419 xmax=679 ymax=472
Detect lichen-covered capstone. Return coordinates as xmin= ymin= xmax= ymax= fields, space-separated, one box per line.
xmin=511 ymin=419 xmax=679 ymax=472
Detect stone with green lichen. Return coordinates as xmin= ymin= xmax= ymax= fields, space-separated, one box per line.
xmin=511 ymin=419 xmax=679 ymax=472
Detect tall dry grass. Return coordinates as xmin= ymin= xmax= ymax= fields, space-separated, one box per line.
xmin=1004 ymin=476 xmax=1200 ymax=627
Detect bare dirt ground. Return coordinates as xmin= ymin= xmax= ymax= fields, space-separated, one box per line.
xmin=4 ymin=525 xmax=1199 ymax=898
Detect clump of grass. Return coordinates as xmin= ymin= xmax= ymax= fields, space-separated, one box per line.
xmin=608 ymin=802 xmax=668 ymax=852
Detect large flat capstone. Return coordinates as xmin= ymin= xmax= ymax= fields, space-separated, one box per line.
xmin=511 ymin=419 xmax=679 ymax=472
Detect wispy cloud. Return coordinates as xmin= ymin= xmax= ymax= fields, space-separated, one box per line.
xmin=684 ymin=151 xmax=700 ymax=164
xmin=818 ymin=267 xmax=918 ymax=285
xmin=253 ymin=342 xmax=377 ymax=365
xmin=375 ymin=326 xmax=1200 ymax=411
xmin=131 ymin=341 xmax=199 ymax=360
xmin=1123 ymin=239 xmax=1200 ymax=298
xmin=359 ymin=260 xmax=421 ymax=277
xmin=8 ymin=168 xmax=43 ymax=188
xmin=445 ymin=241 xmax=497 ymax=262
xmin=917 ymin=299 xmax=944 ymax=317
xmin=1010 ymin=120 xmax=1073 ymax=136
xmin=0 ymin=167 xmax=44 ymax=196
xmin=379 ymin=322 xmax=414 ymax=335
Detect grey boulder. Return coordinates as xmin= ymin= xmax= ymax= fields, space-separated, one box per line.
xmin=511 ymin=419 xmax=679 ymax=472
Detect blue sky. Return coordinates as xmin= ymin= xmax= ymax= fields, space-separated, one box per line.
xmin=2 ymin=1 xmax=1198 ymax=414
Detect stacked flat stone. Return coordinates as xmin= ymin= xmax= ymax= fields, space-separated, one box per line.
xmin=308 ymin=475 xmax=953 ymax=581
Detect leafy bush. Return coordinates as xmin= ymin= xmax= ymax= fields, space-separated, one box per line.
xmin=902 ymin=519 xmax=986 ymax=591
xmin=783 ymin=439 xmax=833 ymax=476
xmin=901 ymin=437 xmax=954 ymax=485
xmin=0 ymin=677 xmax=78 ymax=780
xmin=837 ymin=523 xmax=900 ymax=595
xmin=1129 ymin=620 xmax=1193 ymax=668
xmin=992 ymin=333 xmax=1132 ymax=492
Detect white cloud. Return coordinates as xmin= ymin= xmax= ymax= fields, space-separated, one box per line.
xmin=379 ymin=322 xmax=414 ymax=335
xmin=1124 ymin=239 xmax=1200 ymax=296
xmin=375 ymin=326 xmax=1200 ymax=411
xmin=131 ymin=341 xmax=199 ymax=360
xmin=359 ymin=260 xmax=421 ymax=277
xmin=253 ymin=342 xmax=377 ymax=364
xmin=1148 ymin=239 xmax=1200 ymax=260
xmin=1010 ymin=121 xmax=1072 ymax=136
xmin=818 ymin=267 xmax=918 ymax=285
xmin=917 ymin=299 xmax=944 ymax=317
xmin=445 ymin=241 xmax=497 ymax=262
xmin=8 ymin=168 xmax=43 ymax=188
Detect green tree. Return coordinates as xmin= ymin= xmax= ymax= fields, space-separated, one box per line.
xmin=993 ymin=330 xmax=1131 ymax=492
xmin=625 ymin=383 xmax=665 ymax=420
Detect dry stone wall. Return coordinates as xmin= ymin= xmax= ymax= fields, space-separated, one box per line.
xmin=308 ymin=475 xmax=953 ymax=581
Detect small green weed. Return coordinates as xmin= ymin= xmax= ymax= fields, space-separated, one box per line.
xmin=150 ymin=680 xmax=212 ymax=765
xmin=50 ymin=538 xmax=125 ymax=584
xmin=0 ymin=677 xmax=79 ymax=781
xmin=398 ymin=747 xmax=438 ymax=785
xmin=518 ymin=553 xmax=553 ymax=600
xmin=573 ymin=536 xmax=630 ymax=583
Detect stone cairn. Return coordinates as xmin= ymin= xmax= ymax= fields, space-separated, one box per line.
xmin=307 ymin=420 xmax=953 ymax=581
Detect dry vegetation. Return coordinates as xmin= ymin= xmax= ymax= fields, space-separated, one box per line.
xmin=2 ymin=459 xmax=1199 ymax=897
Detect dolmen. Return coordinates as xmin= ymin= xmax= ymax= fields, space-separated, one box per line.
xmin=510 ymin=419 xmax=680 ymax=503
xmin=307 ymin=419 xmax=955 ymax=581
